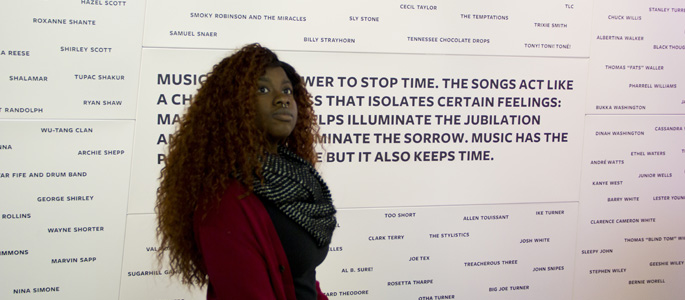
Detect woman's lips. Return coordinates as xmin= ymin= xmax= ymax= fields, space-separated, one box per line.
xmin=272 ymin=108 xmax=294 ymax=121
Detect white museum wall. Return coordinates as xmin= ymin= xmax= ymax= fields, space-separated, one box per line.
xmin=1 ymin=1 xmax=683 ymax=299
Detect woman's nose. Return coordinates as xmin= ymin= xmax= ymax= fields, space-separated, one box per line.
xmin=274 ymin=93 xmax=290 ymax=107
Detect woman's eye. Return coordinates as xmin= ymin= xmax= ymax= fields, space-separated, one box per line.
xmin=257 ymin=86 xmax=269 ymax=94
xmin=283 ymin=87 xmax=293 ymax=95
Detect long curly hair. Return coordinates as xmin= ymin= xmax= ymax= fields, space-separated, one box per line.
xmin=155 ymin=43 xmax=320 ymax=286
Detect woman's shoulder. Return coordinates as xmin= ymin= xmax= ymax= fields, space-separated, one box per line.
xmin=222 ymin=180 xmax=251 ymax=199
xmin=194 ymin=180 xmax=265 ymax=228
xmin=217 ymin=180 xmax=274 ymax=216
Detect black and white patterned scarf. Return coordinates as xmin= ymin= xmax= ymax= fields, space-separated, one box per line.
xmin=253 ymin=147 xmax=337 ymax=246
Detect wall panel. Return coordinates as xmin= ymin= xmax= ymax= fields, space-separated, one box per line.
xmin=1 ymin=0 xmax=683 ymax=299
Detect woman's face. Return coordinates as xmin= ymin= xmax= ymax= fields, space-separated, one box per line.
xmin=254 ymin=66 xmax=298 ymax=152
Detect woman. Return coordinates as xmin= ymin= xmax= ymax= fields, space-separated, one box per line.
xmin=156 ymin=43 xmax=337 ymax=300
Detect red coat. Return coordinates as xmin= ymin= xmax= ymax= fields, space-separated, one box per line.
xmin=194 ymin=180 xmax=330 ymax=300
